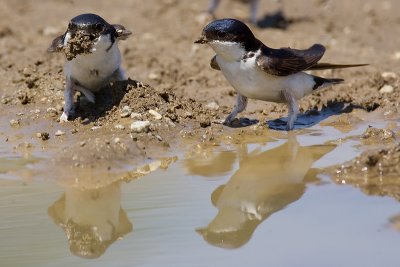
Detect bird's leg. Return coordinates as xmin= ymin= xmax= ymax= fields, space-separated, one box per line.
xmin=75 ymin=83 xmax=95 ymax=104
xmin=111 ymin=67 xmax=128 ymax=82
xmin=282 ymin=89 xmax=299 ymax=131
xmin=208 ymin=0 xmax=220 ymax=18
xmin=60 ymin=75 xmax=75 ymax=122
xmin=250 ymin=0 xmax=259 ymax=24
xmin=224 ymin=94 xmax=248 ymax=125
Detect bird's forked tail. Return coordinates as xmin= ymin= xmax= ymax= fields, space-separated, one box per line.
xmin=312 ymin=76 xmax=344 ymax=90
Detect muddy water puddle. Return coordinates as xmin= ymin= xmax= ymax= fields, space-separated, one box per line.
xmin=1 ymin=120 xmax=400 ymax=267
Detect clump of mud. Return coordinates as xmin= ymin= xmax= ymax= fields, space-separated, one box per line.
xmin=64 ymin=31 xmax=98 ymax=61
xmin=330 ymin=143 xmax=400 ymax=200
xmin=361 ymin=126 xmax=396 ymax=144
xmin=75 ymin=79 xmax=216 ymax=128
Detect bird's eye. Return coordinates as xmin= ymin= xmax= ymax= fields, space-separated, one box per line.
xmin=217 ymin=31 xmax=227 ymax=38
xmin=95 ymin=23 xmax=104 ymax=31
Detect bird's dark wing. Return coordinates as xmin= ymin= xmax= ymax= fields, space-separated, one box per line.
xmin=113 ymin=24 xmax=132 ymax=40
xmin=210 ymin=55 xmax=220 ymax=70
xmin=47 ymin=34 xmax=65 ymax=53
xmin=256 ymin=44 xmax=326 ymax=76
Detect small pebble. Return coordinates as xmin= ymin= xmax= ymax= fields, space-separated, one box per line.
xmin=148 ymin=72 xmax=159 ymax=80
xmin=55 ymin=130 xmax=65 ymax=136
xmin=130 ymin=112 xmax=142 ymax=119
xmin=156 ymin=135 xmax=163 ymax=141
xmin=120 ymin=105 xmax=132 ymax=118
xmin=91 ymin=126 xmax=101 ymax=131
xmin=149 ymin=109 xmax=162 ymax=120
xmin=381 ymin=72 xmax=397 ymax=79
xmin=22 ymin=67 xmax=32 ymax=77
xmin=30 ymin=109 xmax=41 ymax=114
xmin=17 ymin=112 xmax=24 ymax=116
xmin=130 ymin=120 xmax=151 ymax=133
xmin=183 ymin=111 xmax=193 ymax=118
xmin=114 ymin=137 xmax=121 ymax=143
xmin=46 ymin=107 xmax=57 ymax=113
xmin=205 ymin=102 xmax=220 ymax=111
xmin=79 ymin=141 xmax=86 ymax=147
xmin=9 ymin=119 xmax=20 ymax=126
xmin=379 ymin=85 xmax=394 ymax=94
xmin=1 ymin=96 xmax=11 ymax=104
xmin=115 ymin=124 xmax=125 ymax=130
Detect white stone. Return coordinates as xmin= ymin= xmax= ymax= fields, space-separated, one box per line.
xmin=120 ymin=106 xmax=132 ymax=118
xmin=379 ymin=85 xmax=394 ymax=94
xmin=114 ymin=124 xmax=125 ymax=130
xmin=148 ymin=72 xmax=159 ymax=80
xmin=9 ymin=119 xmax=20 ymax=126
xmin=130 ymin=112 xmax=142 ymax=119
xmin=149 ymin=109 xmax=162 ymax=120
xmin=130 ymin=121 xmax=151 ymax=133
xmin=46 ymin=107 xmax=57 ymax=113
xmin=381 ymin=72 xmax=397 ymax=79
xmin=205 ymin=102 xmax=220 ymax=111
xmin=55 ymin=130 xmax=65 ymax=136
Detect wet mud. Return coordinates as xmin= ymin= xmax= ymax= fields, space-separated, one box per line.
xmin=64 ymin=30 xmax=98 ymax=60
xmin=0 ymin=0 xmax=399 ymax=194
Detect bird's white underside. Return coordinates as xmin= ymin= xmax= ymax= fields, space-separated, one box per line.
xmin=209 ymin=40 xmax=315 ymax=102
xmin=63 ymin=33 xmax=122 ymax=91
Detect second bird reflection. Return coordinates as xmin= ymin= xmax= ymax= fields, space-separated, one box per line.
xmin=193 ymin=135 xmax=335 ymax=248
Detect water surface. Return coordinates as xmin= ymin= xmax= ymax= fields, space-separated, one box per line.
xmin=1 ymin=124 xmax=400 ymax=267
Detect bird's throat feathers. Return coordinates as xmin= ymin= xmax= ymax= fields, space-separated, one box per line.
xmin=209 ymin=40 xmax=248 ymax=62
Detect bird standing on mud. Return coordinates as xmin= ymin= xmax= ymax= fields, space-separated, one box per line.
xmin=48 ymin=13 xmax=132 ymax=122
xmin=195 ymin=18 xmax=367 ymax=130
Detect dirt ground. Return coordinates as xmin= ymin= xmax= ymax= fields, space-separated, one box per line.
xmin=1 ymin=0 xmax=399 ymax=184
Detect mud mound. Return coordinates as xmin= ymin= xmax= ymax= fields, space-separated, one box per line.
xmin=331 ymin=143 xmax=400 ymax=200
xmin=302 ymin=70 xmax=400 ymax=112
xmin=75 ymin=79 xmax=217 ymax=128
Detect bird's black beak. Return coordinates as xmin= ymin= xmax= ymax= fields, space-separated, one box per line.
xmin=194 ymin=36 xmax=208 ymax=44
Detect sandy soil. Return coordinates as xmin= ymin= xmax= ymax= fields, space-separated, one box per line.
xmin=1 ymin=0 xmax=399 ymax=184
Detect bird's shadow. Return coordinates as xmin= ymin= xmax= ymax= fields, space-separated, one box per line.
xmin=74 ymin=79 xmax=137 ymax=122
xmin=267 ymin=102 xmax=354 ymax=131
xmin=256 ymin=10 xmax=312 ymax=29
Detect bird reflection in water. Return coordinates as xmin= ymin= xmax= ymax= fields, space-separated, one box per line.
xmin=194 ymin=134 xmax=335 ymax=248
xmin=47 ymin=157 xmax=177 ymax=258
xmin=48 ymin=181 xmax=132 ymax=259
